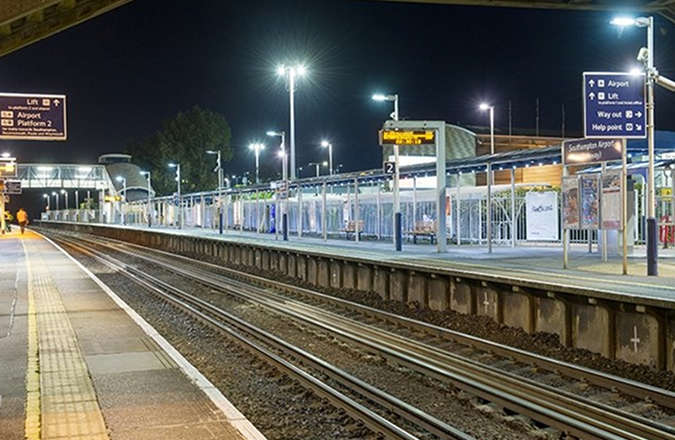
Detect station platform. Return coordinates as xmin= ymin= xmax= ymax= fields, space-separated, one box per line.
xmin=0 ymin=229 xmax=266 ymax=440
xmin=108 ymin=223 xmax=675 ymax=304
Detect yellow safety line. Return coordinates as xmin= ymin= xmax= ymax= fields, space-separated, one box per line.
xmin=22 ymin=239 xmax=41 ymax=440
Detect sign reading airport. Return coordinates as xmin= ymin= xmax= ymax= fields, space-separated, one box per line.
xmin=562 ymin=138 xmax=623 ymax=165
xmin=583 ymin=72 xmax=645 ymax=139
xmin=379 ymin=130 xmax=435 ymax=145
xmin=0 ymin=93 xmax=67 ymax=140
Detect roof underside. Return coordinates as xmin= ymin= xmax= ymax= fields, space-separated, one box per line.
xmin=362 ymin=1 xmax=675 ymax=23
xmin=1 ymin=0 xmax=674 ymax=62
xmin=1 ymin=1 xmax=674 ymax=58
xmin=0 ymin=0 xmax=134 ymax=57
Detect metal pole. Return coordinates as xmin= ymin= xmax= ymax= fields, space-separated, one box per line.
xmin=322 ymin=181 xmax=327 ymax=241
xmin=354 ymin=178 xmax=360 ymax=243
xmin=646 ymin=16 xmax=658 ymax=275
xmin=297 ymin=183 xmax=302 ymax=238
xmin=601 ymin=162 xmax=608 ymax=262
xmin=393 ymin=94 xmax=402 ymax=251
xmin=289 ymin=71 xmax=297 ymax=181
xmin=177 ymin=165 xmax=182 ymax=229
xmin=255 ymin=148 xmax=260 ymax=185
xmin=218 ymin=151 xmax=223 ymax=234
xmin=456 ymin=174 xmax=461 ymax=246
xmin=256 ymin=189 xmax=260 ymax=233
xmin=487 ymin=106 xmax=494 ymax=254
xmin=329 ymin=143 xmax=333 ymax=176
xmin=376 ymin=182 xmax=382 ymax=240
xmin=412 ymin=175 xmax=417 ymax=226
xmin=283 ymin=148 xmax=289 ymax=241
xmin=510 ymin=167 xmax=516 ymax=248
xmin=0 ymin=198 xmax=5 ymax=235
xmin=622 ymin=139 xmax=629 ymax=275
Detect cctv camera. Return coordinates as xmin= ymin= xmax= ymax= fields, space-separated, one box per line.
xmin=637 ymin=47 xmax=649 ymax=64
xmin=656 ymin=74 xmax=675 ymax=93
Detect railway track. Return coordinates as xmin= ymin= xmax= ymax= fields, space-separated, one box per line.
xmin=48 ymin=231 xmax=675 ymax=440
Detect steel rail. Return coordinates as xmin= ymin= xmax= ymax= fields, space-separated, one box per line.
xmin=51 ymin=233 xmax=675 ymax=439
xmin=94 ymin=233 xmax=675 ymax=409
xmin=52 ymin=235 xmax=475 ymax=440
xmin=139 ymin=255 xmax=674 ymax=440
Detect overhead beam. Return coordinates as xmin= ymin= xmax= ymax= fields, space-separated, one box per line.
xmin=0 ymin=0 xmax=135 ymax=58
xmin=362 ymin=0 xmax=675 ymax=23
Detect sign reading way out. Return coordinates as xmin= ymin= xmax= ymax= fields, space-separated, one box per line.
xmin=583 ymin=72 xmax=646 ymax=139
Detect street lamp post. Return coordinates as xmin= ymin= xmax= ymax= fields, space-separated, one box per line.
xmin=480 ymin=103 xmax=495 ymax=254
xmin=169 ymin=163 xmax=181 ymax=229
xmin=115 ymin=176 xmax=126 ymax=225
xmin=140 ymin=171 xmax=152 ymax=227
xmin=321 ymin=140 xmax=333 ymax=175
xmin=308 ymin=161 xmax=326 ymax=178
xmin=43 ymin=193 xmax=50 ymax=211
xmin=206 ymin=150 xmax=224 ymax=234
xmin=373 ymin=93 xmax=401 ymax=251
xmin=61 ymin=189 xmax=68 ymax=210
xmin=278 ymin=65 xmax=307 ymax=181
xmin=52 ymin=192 xmax=58 ymax=211
xmin=268 ymin=131 xmax=289 ymax=241
xmin=249 ymin=143 xmax=265 ymax=184
xmin=611 ymin=16 xmax=659 ymax=275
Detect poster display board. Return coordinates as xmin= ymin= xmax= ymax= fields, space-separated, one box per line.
xmin=601 ymin=171 xmax=622 ymax=230
xmin=580 ymin=175 xmax=600 ymax=229
xmin=526 ymin=191 xmax=559 ymax=240
xmin=562 ymin=177 xmax=579 ymax=229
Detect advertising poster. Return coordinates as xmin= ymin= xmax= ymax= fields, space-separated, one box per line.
xmin=601 ymin=172 xmax=622 ymax=230
xmin=562 ymin=177 xmax=579 ymax=229
xmin=580 ymin=175 xmax=600 ymax=229
xmin=526 ymin=191 xmax=559 ymax=240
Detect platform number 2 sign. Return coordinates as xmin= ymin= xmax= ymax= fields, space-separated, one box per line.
xmin=383 ymin=161 xmax=396 ymax=175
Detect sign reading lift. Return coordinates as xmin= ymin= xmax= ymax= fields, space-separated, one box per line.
xmin=0 ymin=93 xmax=67 ymax=140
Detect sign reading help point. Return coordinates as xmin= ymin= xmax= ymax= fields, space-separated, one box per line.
xmin=0 ymin=93 xmax=67 ymax=140
xmin=583 ymin=72 xmax=645 ymax=139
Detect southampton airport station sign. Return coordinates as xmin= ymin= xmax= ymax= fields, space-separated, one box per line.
xmin=583 ymin=72 xmax=646 ymax=139
xmin=0 ymin=93 xmax=67 ymax=140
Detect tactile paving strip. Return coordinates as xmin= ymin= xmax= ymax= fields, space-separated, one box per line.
xmin=23 ymin=239 xmax=110 ymax=440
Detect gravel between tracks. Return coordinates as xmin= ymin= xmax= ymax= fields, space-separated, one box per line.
xmin=89 ymin=264 xmax=379 ymax=440
xmin=231 ymin=263 xmax=675 ymax=392
xmin=62 ymin=236 xmax=675 ymax=440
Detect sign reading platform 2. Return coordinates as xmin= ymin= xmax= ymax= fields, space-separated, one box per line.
xmin=0 ymin=93 xmax=67 ymax=140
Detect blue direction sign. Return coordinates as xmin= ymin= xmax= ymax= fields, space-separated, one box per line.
xmin=0 ymin=93 xmax=67 ymax=140
xmin=583 ymin=72 xmax=645 ymax=139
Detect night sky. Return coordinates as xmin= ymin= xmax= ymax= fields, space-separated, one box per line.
xmin=1 ymin=0 xmax=675 ymax=178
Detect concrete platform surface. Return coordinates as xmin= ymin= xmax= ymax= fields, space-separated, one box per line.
xmin=0 ymin=229 xmax=266 ymax=440
xmin=103 ymin=223 xmax=675 ymax=305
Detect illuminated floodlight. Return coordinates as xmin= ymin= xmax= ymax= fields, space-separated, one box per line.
xmin=37 ymin=166 xmax=54 ymax=171
xmin=479 ymin=103 xmax=493 ymax=111
xmin=611 ymin=17 xmax=650 ymax=28
xmin=1 ymin=152 xmax=10 ymax=158
xmin=78 ymin=166 xmax=92 ymax=173
xmin=611 ymin=17 xmax=637 ymax=27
